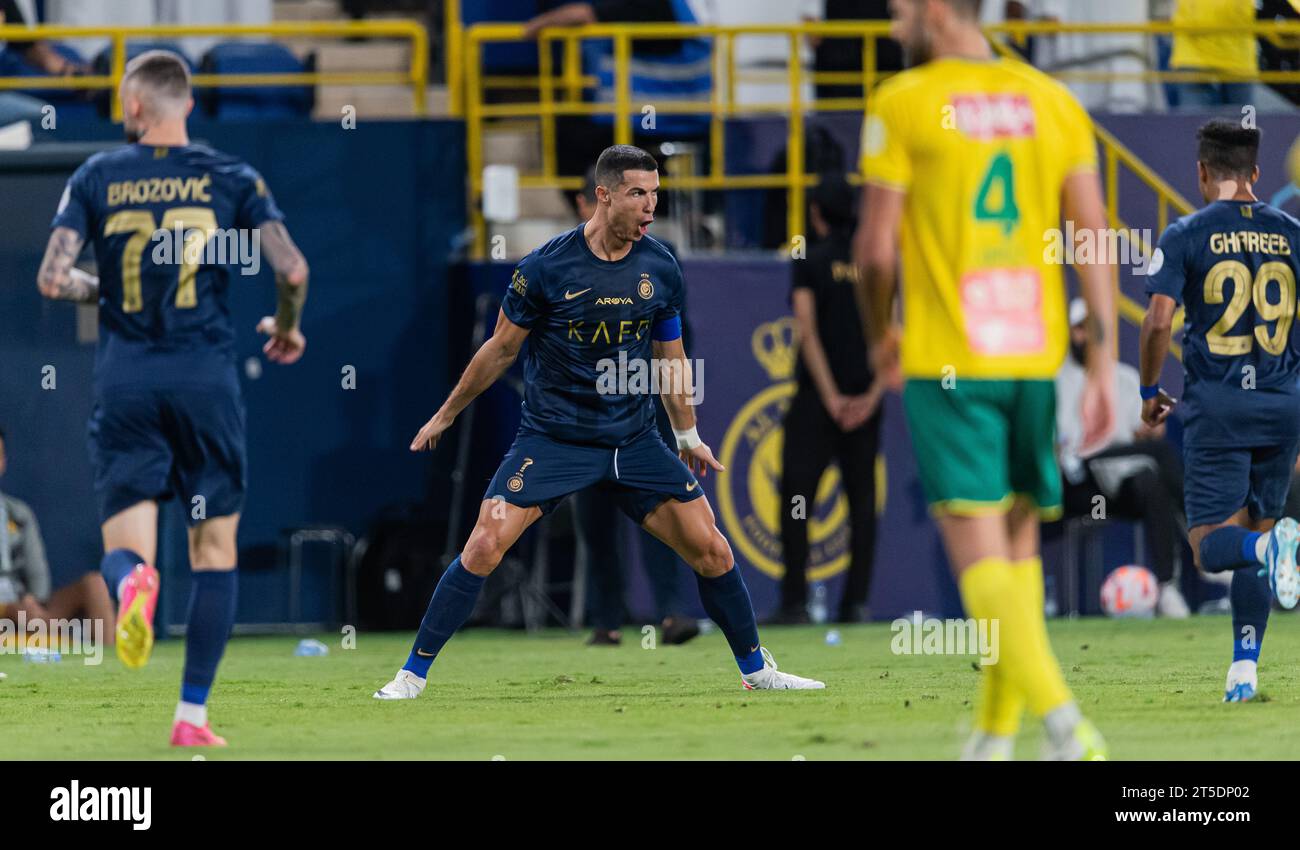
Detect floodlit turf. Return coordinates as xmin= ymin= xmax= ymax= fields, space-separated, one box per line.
xmin=2 ymin=615 xmax=1299 ymax=760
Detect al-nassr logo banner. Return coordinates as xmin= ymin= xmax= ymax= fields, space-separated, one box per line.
xmin=682 ymin=260 xmax=950 ymax=618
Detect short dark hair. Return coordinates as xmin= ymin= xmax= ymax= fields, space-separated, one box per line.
xmin=594 ymin=145 xmax=658 ymax=191
xmin=123 ymin=49 xmax=191 ymax=102
xmin=1197 ymin=119 xmax=1260 ymax=181
xmin=0 ymin=424 xmax=6 ymax=444
xmin=809 ymin=172 xmax=856 ymax=230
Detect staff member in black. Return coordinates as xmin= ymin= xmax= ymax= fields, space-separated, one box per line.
xmin=778 ymin=174 xmax=884 ymax=624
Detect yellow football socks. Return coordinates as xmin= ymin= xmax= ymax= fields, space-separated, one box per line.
xmin=960 ymin=556 xmax=1072 ymax=721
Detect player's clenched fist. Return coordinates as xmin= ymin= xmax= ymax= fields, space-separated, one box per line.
xmin=256 ymin=317 xmax=306 ymax=364
xmin=1141 ymin=390 xmax=1177 ymax=428
xmin=679 ymin=443 xmax=724 ymax=477
xmin=410 ymin=413 xmax=452 ymax=452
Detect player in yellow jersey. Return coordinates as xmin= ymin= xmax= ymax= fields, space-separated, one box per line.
xmin=853 ymin=0 xmax=1117 ymax=760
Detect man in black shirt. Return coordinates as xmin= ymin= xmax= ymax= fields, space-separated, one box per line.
xmin=779 ymin=174 xmax=884 ymax=623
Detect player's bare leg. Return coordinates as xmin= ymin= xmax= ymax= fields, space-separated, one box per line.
xmin=170 ymin=513 xmax=241 ymax=747
xmin=101 ymin=501 xmax=161 ymax=669
xmin=374 ymin=498 xmax=542 ymax=700
xmin=640 ymin=495 xmax=824 ymax=690
xmin=102 ymin=500 xmax=158 ymax=566
xmin=1190 ymin=507 xmax=1297 ymax=702
xmin=939 ymin=501 xmax=1104 ymax=760
xmin=33 ymin=573 xmax=117 ymax=648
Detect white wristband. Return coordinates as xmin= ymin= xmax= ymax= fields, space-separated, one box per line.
xmin=674 ymin=426 xmax=702 ymax=451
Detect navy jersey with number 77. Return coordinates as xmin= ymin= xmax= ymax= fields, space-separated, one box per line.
xmin=1145 ymin=199 xmax=1300 ymax=447
xmin=51 ymin=142 xmax=283 ymax=389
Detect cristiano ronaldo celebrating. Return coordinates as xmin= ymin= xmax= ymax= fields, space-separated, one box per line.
xmin=374 ymin=145 xmax=823 ymax=698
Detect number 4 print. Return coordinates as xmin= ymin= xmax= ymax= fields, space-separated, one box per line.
xmin=973 ymin=151 xmax=1020 ymax=236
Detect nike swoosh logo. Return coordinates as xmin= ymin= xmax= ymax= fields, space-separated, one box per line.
xmin=564 ymin=288 xmax=592 ymax=300
xmin=750 ymin=645 xmax=760 ymax=654
xmin=416 ymin=649 xmax=435 ymax=657
xmin=686 ymin=481 xmax=698 ymax=492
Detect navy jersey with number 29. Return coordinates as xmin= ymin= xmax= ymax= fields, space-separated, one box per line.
xmin=1146 ymin=199 xmax=1300 ymax=448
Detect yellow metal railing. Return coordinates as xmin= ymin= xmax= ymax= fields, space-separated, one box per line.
xmin=461 ymin=18 xmax=1300 ymax=267
xmin=445 ymin=0 xmax=464 ymax=117
xmin=0 ymin=20 xmax=429 ymax=120
xmin=465 ymin=20 xmax=893 ymax=258
xmin=1094 ymin=124 xmax=1194 ymax=351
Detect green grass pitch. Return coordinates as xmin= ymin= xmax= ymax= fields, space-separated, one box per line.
xmin=2 ymin=615 xmax=1298 ymax=760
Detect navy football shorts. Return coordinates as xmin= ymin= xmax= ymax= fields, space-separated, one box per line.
xmin=484 ymin=426 xmax=703 ymax=523
xmin=1183 ymin=439 xmax=1300 ymax=528
xmin=87 ymin=384 xmax=247 ymax=525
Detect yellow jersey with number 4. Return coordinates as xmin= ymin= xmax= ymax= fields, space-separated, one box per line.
xmin=860 ymin=57 xmax=1098 ymax=380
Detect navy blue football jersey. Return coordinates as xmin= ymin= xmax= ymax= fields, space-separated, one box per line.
xmin=502 ymin=225 xmax=685 ymax=448
xmin=1146 ymin=199 xmax=1300 ymax=447
xmin=51 ymin=143 xmax=283 ymax=389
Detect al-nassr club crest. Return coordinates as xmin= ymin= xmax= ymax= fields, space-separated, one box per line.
xmin=714 ymin=318 xmax=884 ymax=581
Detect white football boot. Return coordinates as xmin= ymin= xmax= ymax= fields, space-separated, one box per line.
xmin=960 ymin=731 xmax=1015 ymax=761
xmin=1265 ymin=517 xmax=1300 ymax=609
xmin=1041 ymin=704 xmax=1108 ymax=760
xmin=740 ymin=647 xmax=825 ymax=690
xmin=1223 ymin=659 xmax=1257 ymax=703
xmin=1156 ymin=581 xmax=1191 ymax=619
xmin=373 ymin=669 xmax=427 ymax=700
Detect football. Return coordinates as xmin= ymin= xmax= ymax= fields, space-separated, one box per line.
xmin=1100 ymin=565 xmax=1159 ymax=618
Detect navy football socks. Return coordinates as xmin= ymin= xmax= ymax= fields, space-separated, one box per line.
xmin=181 ymin=570 xmax=238 ymax=707
xmin=1231 ymin=566 xmax=1271 ymax=664
xmin=100 ymin=548 xmax=144 ymax=601
xmin=1199 ymin=526 xmax=1263 ymax=573
xmin=403 ymin=557 xmax=485 ymax=679
xmin=695 ymin=568 xmax=764 ymax=674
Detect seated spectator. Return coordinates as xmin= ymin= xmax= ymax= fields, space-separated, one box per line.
xmin=524 ymin=0 xmax=713 ymax=178
xmin=0 ymin=0 xmax=88 ymax=130
xmin=0 ymin=425 xmax=115 ymax=644
xmin=1169 ymin=0 xmax=1259 ymax=107
xmin=1056 ymin=300 xmax=1191 ymax=618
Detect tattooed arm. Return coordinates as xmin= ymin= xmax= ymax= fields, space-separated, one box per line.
xmin=253 ymin=220 xmax=310 ymax=364
xmin=36 ymin=227 xmax=98 ymax=304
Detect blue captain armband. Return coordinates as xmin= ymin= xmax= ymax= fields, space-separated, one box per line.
xmin=651 ymin=315 xmax=682 ymax=342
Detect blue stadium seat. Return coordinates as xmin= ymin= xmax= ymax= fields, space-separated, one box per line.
xmin=92 ymin=41 xmax=197 ymax=72
xmin=199 ymin=42 xmax=313 ymax=120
